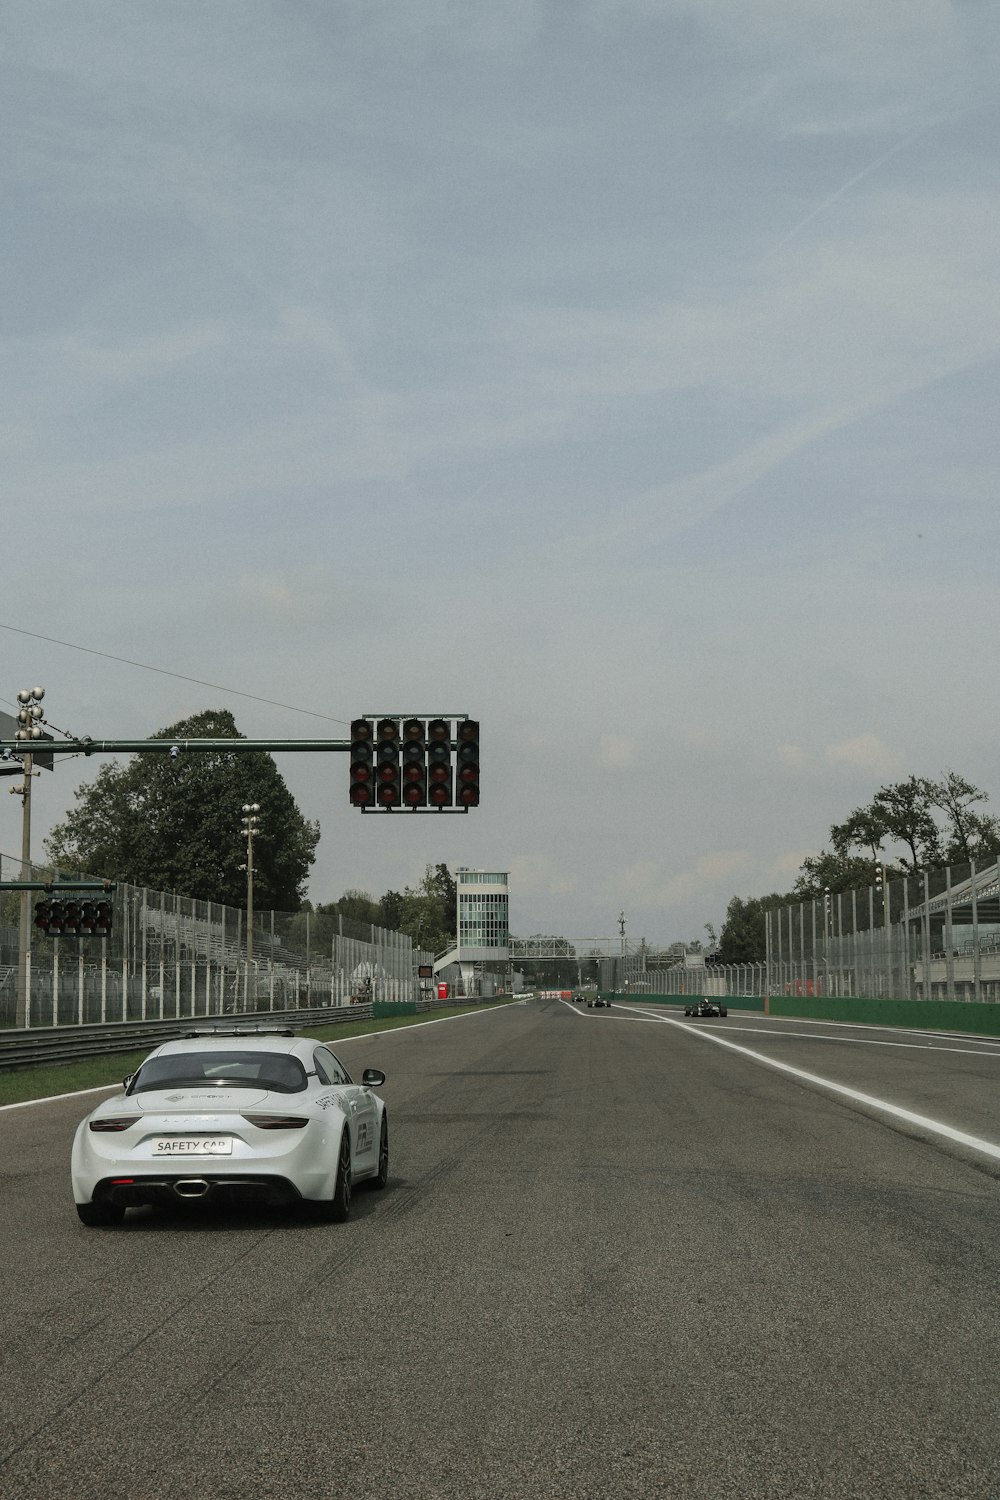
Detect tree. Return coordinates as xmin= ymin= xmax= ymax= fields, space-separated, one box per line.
xmin=517 ymin=936 xmax=579 ymax=989
xmin=378 ymin=890 xmax=405 ymax=930
xmin=793 ymin=849 xmax=895 ymax=899
xmin=45 ymin=708 xmax=319 ymax=908
xmin=395 ymin=864 xmax=457 ymax=955
xmin=317 ymin=889 xmax=384 ymax=927
xmin=831 ymin=778 xmax=941 ymax=873
xmin=716 ymin=893 xmax=789 ymax=964
xmin=929 ymin=771 xmax=1000 ymax=864
xmin=830 ymin=806 xmax=890 ymax=862
xmin=426 ymin=863 xmax=457 ymax=921
xmin=870 ymin=777 xmax=941 ymax=871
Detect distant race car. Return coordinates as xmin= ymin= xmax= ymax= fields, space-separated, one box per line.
xmin=683 ymin=999 xmax=728 ymax=1018
xmin=573 ymin=993 xmax=587 ymax=1003
xmin=586 ymin=996 xmax=611 ymax=1008
xmin=71 ymin=1028 xmax=389 ymax=1227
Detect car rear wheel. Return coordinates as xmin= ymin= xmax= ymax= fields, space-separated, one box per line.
xmin=332 ymin=1131 xmax=353 ymax=1221
xmin=76 ymin=1201 xmax=126 ymax=1228
xmin=720 ymin=1007 xmax=728 ymax=1017
xmin=373 ymin=1116 xmax=389 ymax=1190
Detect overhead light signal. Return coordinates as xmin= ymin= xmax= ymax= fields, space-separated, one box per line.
xmin=427 ymin=719 xmax=453 ymax=808
xmin=32 ymin=895 xmax=114 ymax=937
xmin=402 ymin=719 xmax=427 ymax=808
xmin=349 ymin=718 xmax=374 ymax=808
xmin=456 ymin=720 xmax=480 ymax=807
xmin=375 ymin=718 xmax=401 ymax=808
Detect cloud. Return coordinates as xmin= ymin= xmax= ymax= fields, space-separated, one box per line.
xmin=598 ymin=734 xmax=635 ymax=769
xmin=217 ymin=571 xmax=358 ymax=634
xmin=771 ymin=849 xmax=810 ymax=877
xmin=778 ymin=743 xmax=808 ymax=770
xmin=613 ymin=850 xmax=753 ymax=910
xmin=61 ymin=324 xmax=229 ymax=383
xmin=508 ymin=854 xmax=580 ymax=901
xmin=824 ymin=733 xmax=903 ymax=775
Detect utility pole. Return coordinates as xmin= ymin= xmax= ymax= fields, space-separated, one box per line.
xmin=241 ymin=804 xmax=261 ymax=1005
xmin=10 ymin=687 xmax=46 ymax=1027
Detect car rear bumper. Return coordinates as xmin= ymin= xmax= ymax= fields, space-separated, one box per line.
xmin=88 ymin=1174 xmax=304 ymax=1209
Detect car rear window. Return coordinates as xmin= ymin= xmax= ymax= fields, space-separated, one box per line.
xmin=129 ymin=1051 xmax=307 ymax=1095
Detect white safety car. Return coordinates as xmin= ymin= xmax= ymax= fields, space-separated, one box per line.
xmin=71 ymin=1028 xmax=388 ymax=1227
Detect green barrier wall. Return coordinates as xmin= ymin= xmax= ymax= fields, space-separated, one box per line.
xmin=373 ymin=1000 xmax=418 ymax=1017
xmin=601 ymin=992 xmax=1000 ymax=1034
xmin=766 ymin=994 xmax=1000 ymax=1035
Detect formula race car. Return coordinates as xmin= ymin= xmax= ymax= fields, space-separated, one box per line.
xmin=71 ymin=1027 xmax=389 ymax=1227
xmin=586 ymin=996 xmax=611 ymax=1008
xmin=683 ymin=999 xmax=728 ymax=1018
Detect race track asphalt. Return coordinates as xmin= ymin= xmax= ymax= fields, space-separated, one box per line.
xmin=2 ymin=995 xmax=1000 ymax=1500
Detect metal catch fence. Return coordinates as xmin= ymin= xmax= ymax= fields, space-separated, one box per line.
xmin=0 ymin=853 xmax=435 ymax=1029
xmin=765 ymin=857 xmax=1000 ymax=1003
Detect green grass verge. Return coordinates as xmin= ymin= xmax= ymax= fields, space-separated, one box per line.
xmin=0 ymin=1000 xmax=518 ymax=1109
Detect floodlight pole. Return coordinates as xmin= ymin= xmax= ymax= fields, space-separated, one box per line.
xmin=241 ymin=804 xmax=261 ymax=1004
xmin=16 ymin=749 xmax=32 ymax=1028
xmin=619 ymin=910 xmax=626 ymax=1001
xmin=9 ymin=687 xmax=46 ymax=1027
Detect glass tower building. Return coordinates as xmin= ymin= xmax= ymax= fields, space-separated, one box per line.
xmin=456 ymin=868 xmax=509 ymax=961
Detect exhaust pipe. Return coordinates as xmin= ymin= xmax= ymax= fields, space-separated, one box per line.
xmin=174 ymin=1178 xmax=210 ymax=1199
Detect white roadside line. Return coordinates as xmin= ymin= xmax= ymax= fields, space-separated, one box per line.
xmin=710 ymin=1027 xmax=1000 ymax=1058
xmin=621 ymin=1002 xmax=1000 ymax=1165
xmin=616 ymin=1001 xmax=1000 ymax=1049
xmin=0 ymin=1002 xmax=518 ymax=1113
xmin=612 ymin=1007 xmax=1000 ymax=1059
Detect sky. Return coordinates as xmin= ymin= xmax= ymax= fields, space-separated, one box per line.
xmin=2 ymin=0 xmax=1000 ymax=948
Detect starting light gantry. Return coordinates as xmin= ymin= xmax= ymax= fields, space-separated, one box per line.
xmin=0 ymin=713 xmax=481 ymax=816
xmin=350 ymin=715 xmax=479 ymax=813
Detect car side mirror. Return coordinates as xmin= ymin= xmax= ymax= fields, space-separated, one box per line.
xmin=361 ymin=1068 xmax=385 ymax=1088
xmin=122 ymin=1074 xmax=135 ymax=1090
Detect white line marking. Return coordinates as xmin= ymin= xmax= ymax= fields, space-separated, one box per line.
xmin=0 ymin=1002 xmax=517 ymax=1113
xmin=622 ymin=1004 xmax=1000 ymax=1164
xmin=0 ymin=1083 xmax=122 ymax=1111
xmin=615 ymin=1002 xmax=1000 ymax=1051
xmin=629 ymin=1017 xmax=1000 ymax=1059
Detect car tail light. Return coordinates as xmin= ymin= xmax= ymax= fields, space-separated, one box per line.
xmin=89 ymin=1117 xmax=140 ymax=1132
xmin=241 ymin=1114 xmax=309 ymax=1130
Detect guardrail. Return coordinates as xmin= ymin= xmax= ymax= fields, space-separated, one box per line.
xmin=0 ymin=1004 xmax=376 ymax=1073
xmin=0 ymin=994 xmax=510 ymax=1073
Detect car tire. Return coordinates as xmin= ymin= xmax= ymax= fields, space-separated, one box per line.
xmin=76 ymin=1201 xmax=126 ymax=1228
xmin=720 ymin=1007 xmax=728 ymax=1017
xmin=314 ymin=1130 xmax=352 ymax=1223
xmin=373 ymin=1115 xmax=389 ymax=1190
